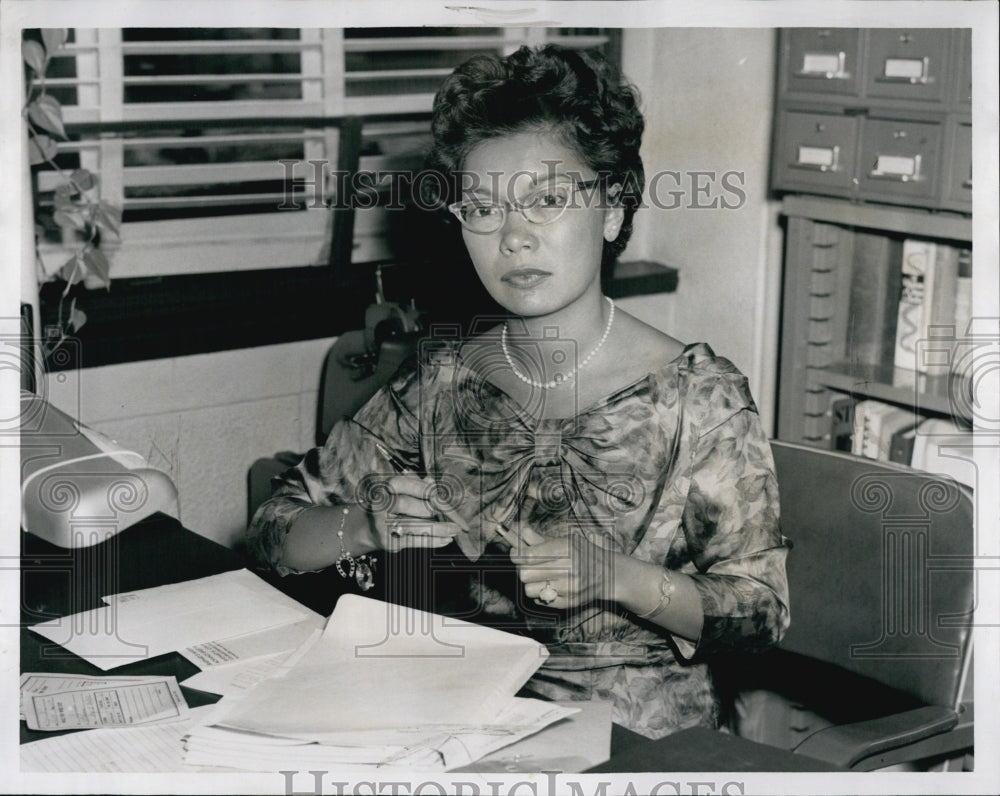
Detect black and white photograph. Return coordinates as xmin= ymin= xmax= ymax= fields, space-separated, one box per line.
xmin=2 ymin=1 xmax=998 ymax=794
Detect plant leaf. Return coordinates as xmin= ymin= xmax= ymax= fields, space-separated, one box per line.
xmin=95 ymin=201 xmax=122 ymax=236
xmin=68 ymin=304 xmax=88 ymax=333
xmin=28 ymin=132 xmax=58 ymax=165
xmin=53 ymin=184 xmax=76 ymax=210
xmin=71 ymin=168 xmax=97 ymax=192
xmin=82 ymin=248 xmax=111 ymax=285
xmin=28 ymin=95 xmax=66 ymax=139
xmin=45 ymin=253 xmax=76 ymax=279
xmin=41 ymin=29 xmax=68 ymax=55
xmin=53 ymin=208 xmax=86 ymax=231
xmin=22 ymin=40 xmax=46 ymax=74
xmin=59 ymin=254 xmax=81 ymax=283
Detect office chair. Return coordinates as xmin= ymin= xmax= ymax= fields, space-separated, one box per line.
xmin=723 ymin=440 xmax=975 ymax=771
xmin=246 ymin=300 xmax=422 ymax=526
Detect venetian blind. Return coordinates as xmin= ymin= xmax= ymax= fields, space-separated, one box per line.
xmin=36 ymin=27 xmax=616 ymax=279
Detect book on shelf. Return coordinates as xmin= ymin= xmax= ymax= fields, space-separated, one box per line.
xmin=888 ymin=424 xmax=919 ymax=466
xmin=951 ymin=247 xmax=974 ymax=380
xmin=847 ymin=403 xmax=973 ymax=485
xmin=847 ymin=232 xmax=901 ymax=368
xmin=923 ymin=243 xmax=960 ymax=377
xmin=893 ymin=239 xmax=934 ymax=373
xmin=893 ymin=239 xmax=962 ymax=376
xmin=828 ymin=396 xmax=856 ymax=452
xmin=851 ymin=399 xmax=920 ymax=462
xmin=927 ymin=244 xmax=960 ymax=330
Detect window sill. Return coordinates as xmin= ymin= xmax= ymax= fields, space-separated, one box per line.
xmin=39 ymin=259 xmax=679 ymax=373
xmin=604 ymin=260 xmax=679 ymax=299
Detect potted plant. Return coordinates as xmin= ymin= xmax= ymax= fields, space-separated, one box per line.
xmin=22 ymin=28 xmax=121 ymax=356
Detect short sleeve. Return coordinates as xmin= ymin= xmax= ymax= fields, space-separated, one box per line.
xmin=676 ymin=376 xmax=790 ymax=660
xmin=245 ymin=357 xmax=423 ymax=575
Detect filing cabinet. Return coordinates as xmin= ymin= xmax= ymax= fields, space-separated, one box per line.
xmin=774 ymin=111 xmax=859 ymax=196
xmin=943 ymin=117 xmax=973 ymax=211
xmin=863 ymin=29 xmax=950 ymax=104
xmin=856 ymin=116 xmax=943 ymax=205
xmin=772 ymin=28 xmax=973 ymax=213
xmin=782 ymin=28 xmax=862 ymax=97
xmin=773 ymin=28 xmax=974 ymax=460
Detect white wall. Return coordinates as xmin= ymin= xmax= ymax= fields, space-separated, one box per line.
xmin=620 ymin=28 xmax=784 ymax=433
xmin=44 ymin=337 xmax=335 ymax=549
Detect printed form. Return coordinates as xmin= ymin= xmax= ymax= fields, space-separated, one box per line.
xmin=21 ymin=673 xmax=189 ymax=731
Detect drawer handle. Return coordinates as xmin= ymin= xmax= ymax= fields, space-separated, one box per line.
xmin=795 ymin=51 xmax=850 ymax=80
xmin=791 ymin=144 xmax=841 ymax=173
xmin=869 ymin=153 xmax=923 ymax=182
xmin=876 ymin=56 xmax=933 ymax=85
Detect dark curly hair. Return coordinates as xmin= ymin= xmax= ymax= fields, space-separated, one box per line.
xmin=426 ymin=44 xmax=645 ymax=263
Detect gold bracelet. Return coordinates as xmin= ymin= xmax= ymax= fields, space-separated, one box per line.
xmin=637 ymin=570 xmax=674 ymax=620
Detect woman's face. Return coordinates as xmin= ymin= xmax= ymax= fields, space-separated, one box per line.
xmin=457 ymin=130 xmax=623 ymax=318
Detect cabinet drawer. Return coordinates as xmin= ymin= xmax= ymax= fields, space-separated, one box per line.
xmin=944 ymin=118 xmax=972 ymax=210
xmin=783 ymin=29 xmax=862 ymax=96
xmin=864 ymin=29 xmax=950 ymax=104
xmin=857 ymin=117 xmax=943 ymax=203
xmin=773 ymin=111 xmax=859 ymax=195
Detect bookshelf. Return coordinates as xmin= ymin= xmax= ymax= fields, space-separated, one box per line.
xmin=776 ymin=196 xmax=973 ymax=448
xmin=772 ymin=29 xmax=973 ymax=465
xmin=756 ymin=32 xmax=976 ymax=760
xmin=819 ymin=362 xmax=969 ymax=419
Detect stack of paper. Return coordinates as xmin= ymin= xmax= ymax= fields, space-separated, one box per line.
xmin=179 ymin=617 xmax=322 ymax=698
xmin=29 ymin=569 xmax=317 ymax=670
xmin=21 ymin=705 xmax=218 ymax=773
xmin=183 ymin=594 xmax=576 ymax=771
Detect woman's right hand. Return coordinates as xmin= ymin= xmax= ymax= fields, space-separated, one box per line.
xmin=368 ymin=474 xmax=462 ymax=552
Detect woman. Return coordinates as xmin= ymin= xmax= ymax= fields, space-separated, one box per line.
xmin=248 ymin=45 xmax=789 ymax=740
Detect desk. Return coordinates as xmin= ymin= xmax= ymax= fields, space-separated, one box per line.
xmin=19 ymin=514 xmax=841 ymax=772
xmin=20 ymin=513 xmax=243 ymax=745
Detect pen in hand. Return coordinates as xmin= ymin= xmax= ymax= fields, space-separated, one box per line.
xmin=494 ymin=521 xmax=545 ymax=549
xmin=348 ymin=418 xmax=544 ymax=548
xmin=348 ymin=417 xmax=421 ymax=476
xmin=349 ymin=417 xmax=457 ymax=545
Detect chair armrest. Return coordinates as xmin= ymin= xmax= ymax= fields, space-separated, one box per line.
xmin=793 ymin=705 xmax=958 ymax=768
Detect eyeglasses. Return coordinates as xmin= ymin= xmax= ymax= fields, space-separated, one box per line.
xmin=448 ymin=178 xmax=605 ymax=234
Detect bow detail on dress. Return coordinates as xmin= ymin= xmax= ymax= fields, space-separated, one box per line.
xmin=429 ymin=367 xmax=666 ymax=561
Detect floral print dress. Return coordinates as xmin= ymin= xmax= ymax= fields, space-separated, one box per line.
xmin=247 ymin=341 xmax=790 ymax=739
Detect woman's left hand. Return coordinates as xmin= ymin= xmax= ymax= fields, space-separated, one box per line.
xmin=508 ymin=528 xmax=617 ymax=610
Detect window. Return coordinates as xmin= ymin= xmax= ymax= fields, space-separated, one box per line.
xmin=37 ymin=27 xmax=619 ymax=280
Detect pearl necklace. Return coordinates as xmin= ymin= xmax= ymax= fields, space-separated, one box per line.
xmin=501 ymin=296 xmax=615 ymax=390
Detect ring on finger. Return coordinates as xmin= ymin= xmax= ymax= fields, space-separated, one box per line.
xmin=538 ymin=580 xmax=558 ymax=605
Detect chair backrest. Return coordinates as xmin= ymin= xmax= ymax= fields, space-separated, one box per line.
xmin=771 ymin=440 xmax=974 ymax=710
xmin=317 ymin=330 xmax=421 ymax=446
